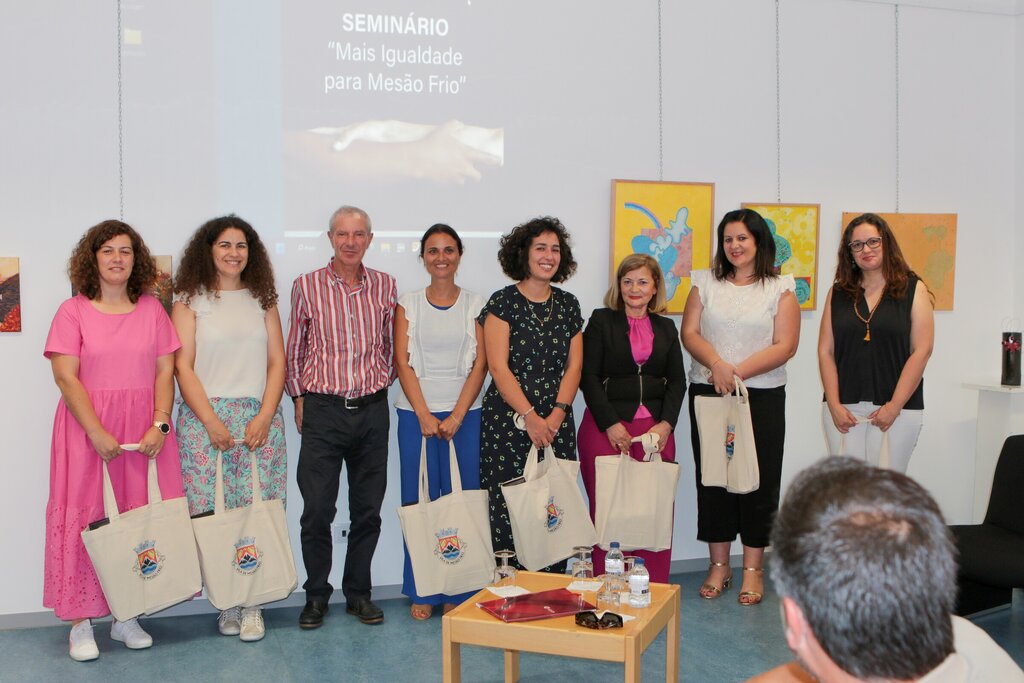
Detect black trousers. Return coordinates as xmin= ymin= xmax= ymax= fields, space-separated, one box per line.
xmin=688 ymin=383 xmax=786 ymax=548
xmin=297 ymin=393 xmax=390 ymax=602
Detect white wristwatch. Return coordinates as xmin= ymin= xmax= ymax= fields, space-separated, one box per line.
xmin=153 ymin=421 xmax=170 ymax=435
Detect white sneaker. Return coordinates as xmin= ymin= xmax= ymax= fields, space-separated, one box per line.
xmin=239 ymin=606 xmax=265 ymax=642
xmin=218 ymin=606 xmax=242 ymax=636
xmin=69 ymin=620 xmax=99 ymax=662
xmin=110 ymin=617 xmax=153 ymax=649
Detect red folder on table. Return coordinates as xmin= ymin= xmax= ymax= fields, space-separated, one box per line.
xmin=476 ymin=588 xmax=596 ymax=623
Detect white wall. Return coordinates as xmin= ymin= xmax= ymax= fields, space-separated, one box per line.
xmin=0 ymin=0 xmax=1020 ymax=617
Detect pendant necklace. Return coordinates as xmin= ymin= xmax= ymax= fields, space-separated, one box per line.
xmin=528 ymin=296 xmax=554 ymax=326
xmin=854 ymin=288 xmax=885 ymax=342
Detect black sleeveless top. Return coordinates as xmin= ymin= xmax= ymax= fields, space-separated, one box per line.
xmin=829 ymin=275 xmax=923 ymax=409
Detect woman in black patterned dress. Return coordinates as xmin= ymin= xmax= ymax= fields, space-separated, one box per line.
xmin=478 ymin=216 xmax=583 ymax=572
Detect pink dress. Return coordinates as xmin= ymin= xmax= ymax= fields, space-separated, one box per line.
xmin=43 ymin=294 xmax=185 ymax=620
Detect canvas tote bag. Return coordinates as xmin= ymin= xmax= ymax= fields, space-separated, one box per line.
xmin=594 ymin=433 xmax=680 ymax=551
xmin=694 ymin=376 xmax=760 ymax=494
xmin=500 ymin=445 xmax=598 ymax=571
xmin=837 ymin=420 xmax=892 ymax=469
xmin=190 ymin=449 xmax=297 ymax=610
xmin=81 ymin=458 xmax=202 ymax=621
xmin=397 ymin=439 xmax=495 ymax=596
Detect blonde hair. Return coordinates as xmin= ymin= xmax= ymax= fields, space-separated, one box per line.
xmin=604 ymin=253 xmax=667 ymax=313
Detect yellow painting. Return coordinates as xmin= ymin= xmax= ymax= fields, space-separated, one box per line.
xmin=611 ymin=180 xmax=715 ymax=315
xmin=841 ymin=212 xmax=957 ymax=311
xmin=742 ymin=203 xmax=820 ymax=310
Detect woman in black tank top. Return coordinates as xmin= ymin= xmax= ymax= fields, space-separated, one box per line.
xmin=817 ymin=213 xmax=934 ymax=472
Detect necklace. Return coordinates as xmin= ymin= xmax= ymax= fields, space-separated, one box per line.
xmin=853 ymin=288 xmax=885 ymax=341
xmin=527 ymin=296 xmax=554 ymax=325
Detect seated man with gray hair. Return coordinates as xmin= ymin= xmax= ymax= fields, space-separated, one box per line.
xmin=750 ymin=456 xmax=1022 ymax=683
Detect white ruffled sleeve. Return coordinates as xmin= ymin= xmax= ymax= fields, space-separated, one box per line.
xmin=398 ymin=290 xmax=424 ymax=375
xmin=770 ymin=274 xmax=797 ymax=315
xmin=186 ymin=289 xmax=213 ymax=319
xmin=461 ymin=291 xmax=486 ymax=377
xmin=690 ymin=269 xmax=710 ymax=306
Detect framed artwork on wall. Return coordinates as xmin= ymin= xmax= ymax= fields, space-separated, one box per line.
xmin=0 ymin=257 xmax=21 ymax=333
xmin=741 ymin=203 xmax=821 ymax=310
xmin=152 ymin=255 xmax=174 ymax=315
xmin=840 ymin=212 xmax=957 ymax=311
xmin=610 ymin=179 xmax=715 ymax=315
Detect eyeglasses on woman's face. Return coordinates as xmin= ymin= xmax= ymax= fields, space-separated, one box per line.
xmin=848 ymin=236 xmax=882 ymax=253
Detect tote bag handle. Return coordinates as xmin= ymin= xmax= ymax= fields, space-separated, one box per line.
xmin=213 ymin=439 xmax=258 ymax=516
xmin=102 ymin=456 xmax=162 ymax=522
xmin=415 ymin=438 xmax=465 ymax=505
xmin=522 ymin=444 xmax=557 ymax=481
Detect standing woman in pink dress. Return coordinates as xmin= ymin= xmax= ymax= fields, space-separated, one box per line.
xmin=44 ymin=220 xmax=184 ymax=661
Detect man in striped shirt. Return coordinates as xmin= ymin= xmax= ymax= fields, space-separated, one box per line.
xmin=285 ymin=205 xmax=397 ymax=628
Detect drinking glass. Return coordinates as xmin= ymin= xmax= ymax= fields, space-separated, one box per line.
xmin=621 ymin=556 xmax=638 ymax=601
xmin=493 ymin=549 xmax=517 ymax=587
xmin=597 ymin=573 xmax=625 ymax=609
xmin=570 ymin=545 xmax=594 ymax=579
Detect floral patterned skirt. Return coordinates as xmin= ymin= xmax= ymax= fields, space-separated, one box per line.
xmin=175 ymin=398 xmax=287 ymax=516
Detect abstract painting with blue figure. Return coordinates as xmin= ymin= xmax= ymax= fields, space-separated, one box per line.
xmin=627 ymin=204 xmax=693 ymax=302
xmin=765 ymin=218 xmax=793 ymax=271
xmin=764 ymin=218 xmax=810 ymax=305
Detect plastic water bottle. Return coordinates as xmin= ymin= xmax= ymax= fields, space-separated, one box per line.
xmin=628 ymin=557 xmax=651 ymax=608
xmin=605 ymin=542 xmax=625 ymax=576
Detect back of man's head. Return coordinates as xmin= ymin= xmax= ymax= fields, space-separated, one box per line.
xmin=770 ymin=457 xmax=956 ymax=680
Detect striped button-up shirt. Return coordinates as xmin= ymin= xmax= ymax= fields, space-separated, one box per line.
xmin=285 ymin=261 xmax=397 ymax=399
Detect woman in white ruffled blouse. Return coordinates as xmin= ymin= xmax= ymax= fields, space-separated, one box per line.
xmin=394 ymin=224 xmax=488 ymax=620
xmin=681 ymin=208 xmax=800 ymax=606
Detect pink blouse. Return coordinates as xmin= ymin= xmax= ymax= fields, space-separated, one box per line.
xmin=628 ymin=316 xmax=654 ymax=419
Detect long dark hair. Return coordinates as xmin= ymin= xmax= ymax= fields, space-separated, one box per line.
xmin=834 ymin=213 xmax=918 ymax=300
xmin=711 ymin=208 xmax=777 ymax=282
xmin=174 ymin=215 xmax=278 ymax=310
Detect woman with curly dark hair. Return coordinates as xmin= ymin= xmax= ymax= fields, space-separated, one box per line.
xmin=818 ymin=213 xmax=934 ymax=473
xmin=44 ymin=220 xmax=184 ymax=660
xmin=477 ymin=216 xmax=583 ymax=572
xmin=171 ymin=215 xmax=287 ymax=642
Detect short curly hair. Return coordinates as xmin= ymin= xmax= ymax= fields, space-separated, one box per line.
xmin=496 ymin=216 xmax=577 ymax=283
xmin=174 ymin=215 xmax=279 ymax=310
xmin=68 ymin=220 xmax=157 ymax=303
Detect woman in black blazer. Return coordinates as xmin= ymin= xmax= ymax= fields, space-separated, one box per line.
xmin=578 ymin=253 xmax=686 ymax=583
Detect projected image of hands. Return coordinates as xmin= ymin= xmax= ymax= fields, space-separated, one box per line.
xmin=301 ymin=118 xmax=503 ymax=185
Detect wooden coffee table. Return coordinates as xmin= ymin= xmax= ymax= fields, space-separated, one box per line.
xmin=442 ymin=571 xmax=680 ymax=683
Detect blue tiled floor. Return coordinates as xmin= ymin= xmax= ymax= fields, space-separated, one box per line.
xmin=1 ymin=574 xmax=1019 ymax=682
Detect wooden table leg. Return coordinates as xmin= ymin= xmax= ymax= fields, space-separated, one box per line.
xmin=666 ymin=592 xmax=680 ymax=682
xmin=442 ymin=617 xmax=461 ymax=683
xmin=504 ymin=649 xmax=520 ymax=682
xmin=624 ymin=634 xmax=641 ymax=683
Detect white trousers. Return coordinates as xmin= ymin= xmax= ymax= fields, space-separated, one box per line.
xmin=821 ymin=401 xmax=923 ymax=473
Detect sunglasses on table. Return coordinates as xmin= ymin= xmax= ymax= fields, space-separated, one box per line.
xmin=575 ymin=611 xmax=623 ymax=630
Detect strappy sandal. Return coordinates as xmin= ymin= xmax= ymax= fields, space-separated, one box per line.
xmin=698 ymin=561 xmax=733 ymax=600
xmin=738 ymin=567 xmax=764 ymax=606
xmin=410 ymin=604 xmax=433 ymax=620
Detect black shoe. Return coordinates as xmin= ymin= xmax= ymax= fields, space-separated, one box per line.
xmin=345 ymin=598 xmax=384 ymax=625
xmin=299 ymin=600 xmax=329 ymax=629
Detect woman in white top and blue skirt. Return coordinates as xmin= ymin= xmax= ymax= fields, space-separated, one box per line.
xmin=394 ymin=224 xmax=488 ymax=620
xmin=681 ymin=208 xmax=800 ymax=606
xmin=172 ymin=215 xmax=287 ymax=641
